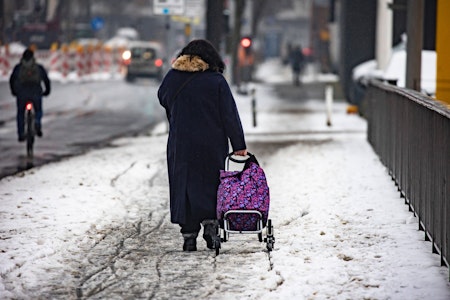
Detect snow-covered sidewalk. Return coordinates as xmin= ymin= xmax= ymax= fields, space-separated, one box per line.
xmin=0 ymin=60 xmax=449 ymax=299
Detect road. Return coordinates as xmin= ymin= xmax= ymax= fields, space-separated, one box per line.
xmin=0 ymin=78 xmax=166 ymax=179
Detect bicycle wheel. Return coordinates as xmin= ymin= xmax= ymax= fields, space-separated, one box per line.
xmin=25 ymin=109 xmax=34 ymax=158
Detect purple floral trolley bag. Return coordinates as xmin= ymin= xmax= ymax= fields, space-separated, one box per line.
xmin=216 ymin=153 xmax=270 ymax=231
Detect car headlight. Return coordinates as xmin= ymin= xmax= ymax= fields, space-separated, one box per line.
xmin=122 ymin=50 xmax=131 ymax=61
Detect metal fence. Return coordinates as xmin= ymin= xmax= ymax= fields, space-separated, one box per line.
xmin=365 ymin=80 xmax=450 ymax=279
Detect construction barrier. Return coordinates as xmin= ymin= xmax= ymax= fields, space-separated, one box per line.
xmin=91 ymin=44 xmax=102 ymax=73
xmin=0 ymin=42 xmax=127 ymax=81
xmin=75 ymin=45 xmax=85 ymax=78
xmin=0 ymin=44 xmax=11 ymax=76
xmin=49 ymin=47 xmax=60 ymax=73
xmin=103 ymin=46 xmax=113 ymax=74
xmin=60 ymin=44 xmax=70 ymax=78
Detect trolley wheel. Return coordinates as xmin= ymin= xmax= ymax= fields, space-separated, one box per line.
xmin=267 ymin=240 xmax=274 ymax=251
xmin=265 ymin=219 xmax=275 ymax=252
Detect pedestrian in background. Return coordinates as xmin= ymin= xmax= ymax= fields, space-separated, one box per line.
xmin=290 ymin=45 xmax=305 ymax=86
xmin=9 ymin=48 xmax=51 ymax=141
xmin=158 ymin=39 xmax=247 ymax=252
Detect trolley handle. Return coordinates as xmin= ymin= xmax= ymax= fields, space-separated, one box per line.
xmin=227 ymin=152 xmax=254 ymax=163
xmin=225 ymin=152 xmax=259 ymax=171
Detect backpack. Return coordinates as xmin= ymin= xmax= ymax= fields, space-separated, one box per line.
xmin=18 ymin=58 xmax=41 ymax=84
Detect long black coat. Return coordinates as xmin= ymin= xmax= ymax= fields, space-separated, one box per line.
xmin=158 ymin=55 xmax=246 ymax=225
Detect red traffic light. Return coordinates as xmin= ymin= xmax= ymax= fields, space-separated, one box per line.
xmin=240 ymin=37 xmax=252 ymax=48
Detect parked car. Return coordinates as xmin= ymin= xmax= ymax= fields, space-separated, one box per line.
xmin=351 ymin=40 xmax=436 ymax=105
xmin=122 ymin=41 xmax=165 ymax=81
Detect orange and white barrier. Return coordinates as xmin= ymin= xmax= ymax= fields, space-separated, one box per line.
xmin=85 ymin=45 xmax=93 ymax=75
xmin=103 ymin=46 xmax=113 ymax=74
xmin=75 ymin=45 xmax=86 ymax=79
xmin=0 ymin=44 xmax=11 ymax=76
xmin=49 ymin=49 xmax=60 ymax=72
xmin=60 ymin=45 xmax=70 ymax=78
xmin=91 ymin=45 xmax=102 ymax=73
xmin=0 ymin=42 xmax=128 ymax=81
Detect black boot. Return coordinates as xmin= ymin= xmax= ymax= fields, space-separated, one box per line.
xmin=202 ymin=220 xmax=219 ymax=250
xmin=182 ymin=233 xmax=197 ymax=251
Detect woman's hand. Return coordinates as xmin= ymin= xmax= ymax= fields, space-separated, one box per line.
xmin=233 ymin=149 xmax=248 ymax=156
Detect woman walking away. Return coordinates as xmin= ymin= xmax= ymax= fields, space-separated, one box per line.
xmin=158 ymin=39 xmax=247 ymax=251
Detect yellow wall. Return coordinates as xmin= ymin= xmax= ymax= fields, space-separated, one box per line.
xmin=436 ymin=0 xmax=450 ymax=105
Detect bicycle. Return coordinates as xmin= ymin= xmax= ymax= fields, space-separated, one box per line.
xmin=24 ymin=101 xmax=35 ymax=159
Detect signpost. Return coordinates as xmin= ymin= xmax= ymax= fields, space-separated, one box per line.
xmin=91 ymin=17 xmax=104 ymax=31
xmin=153 ymin=0 xmax=204 ymax=17
xmin=153 ymin=0 xmax=185 ymax=15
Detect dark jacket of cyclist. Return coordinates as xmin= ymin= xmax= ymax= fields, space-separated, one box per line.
xmin=9 ymin=49 xmax=51 ymax=141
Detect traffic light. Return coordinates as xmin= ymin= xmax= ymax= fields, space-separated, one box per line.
xmin=240 ymin=37 xmax=252 ymax=49
xmin=240 ymin=37 xmax=252 ymax=56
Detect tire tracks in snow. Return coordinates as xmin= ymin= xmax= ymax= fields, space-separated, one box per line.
xmin=75 ymin=209 xmax=170 ymax=298
xmin=75 ymin=157 xmax=171 ymax=298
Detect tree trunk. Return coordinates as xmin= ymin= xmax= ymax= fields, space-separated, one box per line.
xmin=206 ymin=0 xmax=224 ymax=51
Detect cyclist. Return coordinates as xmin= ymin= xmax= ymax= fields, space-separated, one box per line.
xmin=9 ymin=48 xmax=51 ymax=142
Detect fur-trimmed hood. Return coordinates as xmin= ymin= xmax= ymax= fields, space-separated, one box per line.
xmin=172 ymin=55 xmax=209 ymax=72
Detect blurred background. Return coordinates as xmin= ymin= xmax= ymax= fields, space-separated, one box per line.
xmin=0 ymin=0 xmax=444 ymax=107
xmin=1 ymin=1 xmax=448 ymax=278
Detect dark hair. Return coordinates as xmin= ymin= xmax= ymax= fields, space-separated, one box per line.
xmin=22 ymin=49 xmax=34 ymax=61
xmin=179 ymin=39 xmax=225 ymax=73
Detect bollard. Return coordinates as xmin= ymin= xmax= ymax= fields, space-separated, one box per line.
xmin=251 ymin=88 xmax=257 ymax=127
xmin=325 ymin=84 xmax=333 ymax=126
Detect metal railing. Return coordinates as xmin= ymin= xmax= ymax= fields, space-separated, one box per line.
xmin=365 ymin=80 xmax=450 ymax=279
